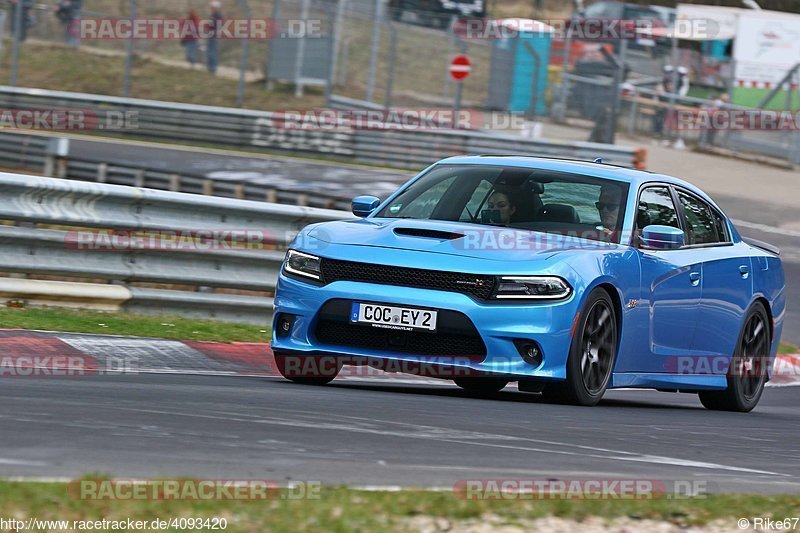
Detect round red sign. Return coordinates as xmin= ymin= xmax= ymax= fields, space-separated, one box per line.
xmin=449 ymin=54 xmax=472 ymax=81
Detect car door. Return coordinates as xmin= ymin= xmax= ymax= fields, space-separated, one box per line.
xmin=675 ymin=189 xmax=754 ymax=362
xmin=621 ymin=185 xmax=704 ymax=373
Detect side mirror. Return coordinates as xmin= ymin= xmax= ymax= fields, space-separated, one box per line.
xmin=352 ymin=195 xmax=380 ymax=218
xmin=641 ymin=225 xmax=685 ymax=250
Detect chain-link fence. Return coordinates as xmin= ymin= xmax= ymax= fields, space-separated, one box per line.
xmin=0 ymin=0 xmax=497 ymax=110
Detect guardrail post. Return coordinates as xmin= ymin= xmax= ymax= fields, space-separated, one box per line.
xmin=56 ymin=159 xmax=68 ymax=178
xmin=45 ymin=137 xmax=70 ymax=177
xmin=265 ymin=189 xmax=277 ymax=203
xmin=169 ymin=174 xmax=181 ymax=191
xmin=97 ymin=163 xmax=108 ymax=183
xmin=203 ymin=179 xmax=215 ymax=196
xmin=133 ymin=169 xmax=145 ymax=187
xmin=296 ymin=194 xmax=308 ymax=206
xmin=234 ymin=184 xmax=245 ymax=199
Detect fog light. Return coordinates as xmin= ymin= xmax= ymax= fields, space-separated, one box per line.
xmin=514 ymin=339 xmax=543 ymax=367
xmin=276 ymin=314 xmax=295 ymax=338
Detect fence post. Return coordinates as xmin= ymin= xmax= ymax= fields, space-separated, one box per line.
xmin=443 ymin=24 xmax=455 ymax=99
xmin=384 ymin=22 xmax=397 ymax=110
xmin=123 ymin=0 xmax=138 ymax=97
xmin=365 ymin=0 xmax=384 ymax=102
xmin=236 ymin=0 xmax=252 ymax=107
xmin=265 ymin=0 xmax=281 ymax=90
xmin=628 ymin=86 xmax=638 ymax=136
xmin=607 ymin=37 xmax=627 ymax=144
xmin=9 ymin=0 xmax=23 ymax=86
xmin=293 ymin=0 xmax=311 ymax=97
xmin=327 ymin=0 xmax=347 ymax=103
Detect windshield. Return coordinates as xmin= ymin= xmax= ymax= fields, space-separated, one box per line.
xmin=375 ymin=164 xmax=630 ymax=243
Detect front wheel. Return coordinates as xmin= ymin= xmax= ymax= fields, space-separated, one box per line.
xmin=453 ymin=377 xmax=508 ymax=394
xmin=698 ymin=303 xmax=770 ymax=412
xmin=542 ymin=288 xmax=618 ymax=406
xmin=273 ymin=353 xmax=341 ymax=386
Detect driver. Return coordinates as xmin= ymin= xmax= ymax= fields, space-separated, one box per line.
xmin=596 ymin=185 xmax=623 ymax=237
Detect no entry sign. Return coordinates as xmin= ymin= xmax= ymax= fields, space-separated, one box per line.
xmin=449 ymin=54 xmax=472 ymax=81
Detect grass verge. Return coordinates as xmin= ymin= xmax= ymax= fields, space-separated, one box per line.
xmin=779 ymin=342 xmax=797 ymax=354
xmin=0 ymin=306 xmax=269 ymax=343
xmin=1 ymin=482 xmax=799 ymax=532
xmin=3 ymin=42 xmax=325 ymax=110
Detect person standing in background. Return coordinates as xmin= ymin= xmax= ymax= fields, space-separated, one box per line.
xmin=206 ymin=0 xmax=223 ymax=75
xmin=55 ymin=0 xmax=81 ymax=46
xmin=180 ymin=10 xmax=200 ymax=67
xmin=707 ymin=92 xmax=729 ymax=146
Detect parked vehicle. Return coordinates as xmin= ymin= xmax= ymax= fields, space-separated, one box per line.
xmin=389 ymin=0 xmax=486 ymax=29
xmin=573 ymin=1 xmax=669 ymax=55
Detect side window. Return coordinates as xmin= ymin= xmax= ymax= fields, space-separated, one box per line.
xmin=677 ymin=191 xmax=725 ymax=245
xmin=637 ymin=187 xmax=680 ymax=230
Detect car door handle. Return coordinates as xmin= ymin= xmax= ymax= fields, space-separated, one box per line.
xmin=689 ymin=271 xmax=701 ymax=286
xmin=739 ymin=265 xmax=750 ymax=278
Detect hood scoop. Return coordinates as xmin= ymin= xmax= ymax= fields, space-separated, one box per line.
xmin=393 ymin=227 xmax=465 ymax=240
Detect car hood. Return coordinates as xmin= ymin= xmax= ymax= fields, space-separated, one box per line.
xmin=306 ymin=218 xmax=618 ymax=262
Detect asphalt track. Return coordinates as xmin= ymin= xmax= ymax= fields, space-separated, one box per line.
xmin=2 ymin=139 xmax=792 ymax=492
xmin=1 ymin=373 xmax=799 ymax=493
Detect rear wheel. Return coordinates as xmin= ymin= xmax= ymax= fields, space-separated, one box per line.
xmin=698 ymin=303 xmax=770 ymax=412
xmin=273 ymin=353 xmax=341 ymax=386
xmin=542 ymin=288 xmax=618 ymax=406
xmin=453 ymin=377 xmax=508 ymax=394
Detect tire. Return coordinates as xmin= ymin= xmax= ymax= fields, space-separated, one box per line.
xmin=542 ymin=288 xmax=618 ymax=406
xmin=273 ymin=353 xmax=341 ymax=386
xmin=698 ymin=303 xmax=770 ymax=412
xmin=453 ymin=377 xmax=508 ymax=394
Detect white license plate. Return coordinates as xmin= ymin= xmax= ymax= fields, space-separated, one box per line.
xmin=350 ymin=303 xmax=437 ymax=332
xmin=636 ymin=38 xmax=655 ymax=47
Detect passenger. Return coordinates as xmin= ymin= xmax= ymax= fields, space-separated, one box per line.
xmin=486 ymin=190 xmax=517 ymax=226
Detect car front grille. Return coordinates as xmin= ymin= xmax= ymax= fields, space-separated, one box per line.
xmin=313 ymin=300 xmax=487 ymax=362
xmin=320 ymin=258 xmax=496 ymax=300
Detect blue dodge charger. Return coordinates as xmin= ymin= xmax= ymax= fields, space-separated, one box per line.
xmin=272 ymin=156 xmax=785 ymax=411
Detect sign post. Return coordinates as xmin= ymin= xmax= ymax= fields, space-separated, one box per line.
xmin=449 ymin=54 xmax=471 ymax=128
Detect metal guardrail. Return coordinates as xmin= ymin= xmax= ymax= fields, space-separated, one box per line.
xmin=0 ymin=172 xmax=352 ymax=324
xmin=0 ymin=131 xmax=357 ymax=210
xmin=0 ymin=86 xmax=641 ymax=168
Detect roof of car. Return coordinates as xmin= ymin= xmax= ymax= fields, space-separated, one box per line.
xmin=435 ymin=155 xmax=707 ymax=198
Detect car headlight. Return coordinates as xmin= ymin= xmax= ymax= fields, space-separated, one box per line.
xmin=284 ymin=250 xmax=322 ymax=281
xmin=492 ymin=276 xmax=572 ymax=300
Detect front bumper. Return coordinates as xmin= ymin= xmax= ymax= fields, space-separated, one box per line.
xmin=271 ymin=271 xmax=580 ymax=380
